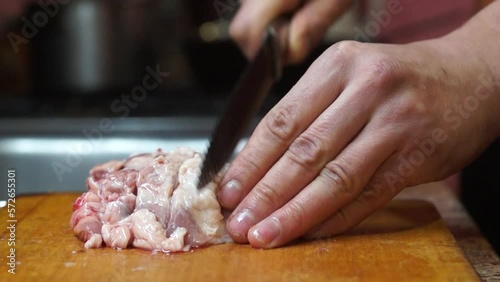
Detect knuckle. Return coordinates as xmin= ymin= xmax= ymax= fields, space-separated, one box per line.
xmin=319 ymin=40 xmax=363 ymax=77
xmin=382 ymin=94 xmax=429 ymax=128
xmin=399 ymin=95 xmax=429 ymax=119
xmin=231 ymin=148 xmax=261 ymax=176
xmin=320 ymin=162 xmax=356 ymax=196
xmin=360 ymin=53 xmax=401 ymax=89
xmin=253 ymin=181 xmax=281 ymax=207
xmin=282 ymin=199 xmax=309 ymax=227
xmin=265 ymin=106 xmax=299 ymax=144
xmin=329 ymin=41 xmax=363 ymax=62
xmin=331 ymin=41 xmax=363 ymax=57
xmin=287 ymin=134 xmax=328 ymax=169
xmin=362 ymin=180 xmax=387 ymax=200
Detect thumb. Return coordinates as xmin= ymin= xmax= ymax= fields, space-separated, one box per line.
xmin=287 ymin=0 xmax=353 ymax=64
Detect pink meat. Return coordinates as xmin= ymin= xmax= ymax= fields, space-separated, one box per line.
xmin=166 ymin=157 xmax=228 ymax=246
xmin=70 ymin=192 xmax=102 ymax=245
xmin=70 ymin=147 xmax=231 ymax=253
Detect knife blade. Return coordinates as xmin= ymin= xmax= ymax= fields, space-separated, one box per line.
xmin=198 ymin=25 xmax=283 ymax=188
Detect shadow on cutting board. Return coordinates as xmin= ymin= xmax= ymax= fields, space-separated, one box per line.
xmin=286 ymin=200 xmax=441 ymax=248
xmin=346 ymin=200 xmax=440 ymax=236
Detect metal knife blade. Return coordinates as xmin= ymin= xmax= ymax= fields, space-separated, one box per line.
xmin=198 ymin=25 xmax=283 ymax=188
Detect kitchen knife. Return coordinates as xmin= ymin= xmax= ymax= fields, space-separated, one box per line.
xmin=198 ymin=24 xmax=284 ymax=188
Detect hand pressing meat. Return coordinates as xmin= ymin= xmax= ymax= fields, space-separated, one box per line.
xmin=220 ymin=0 xmax=500 ymax=249
xmin=70 ymin=147 xmax=231 ymax=253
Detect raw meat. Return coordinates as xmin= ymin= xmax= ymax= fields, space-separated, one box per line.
xmin=70 ymin=147 xmax=231 ymax=253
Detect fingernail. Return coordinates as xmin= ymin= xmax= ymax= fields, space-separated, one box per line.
xmin=251 ymin=217 xmax=281 ymax=247
xmin=227 ymin=209 xmax=255 ymax=243
xmin=219 ymin=180 xmax=243 ymax=208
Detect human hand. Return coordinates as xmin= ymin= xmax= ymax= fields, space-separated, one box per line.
xmin=217 ymin=35 xmax=500 ymax=248
xmin=230 ymin=0 xmax=353 ymax=64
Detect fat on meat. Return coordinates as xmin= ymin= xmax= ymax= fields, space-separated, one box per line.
xmin=69 ymin=147 xmax=231 ymax=253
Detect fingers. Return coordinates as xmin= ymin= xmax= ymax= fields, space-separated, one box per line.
xmin=230 ymin=0 xmax=302 ymax=60
xmin=287 ymin=0 xmax=353 ymax=63
xmin=230 ymin=0 xmax=353 ymax=63
xmin=305 ymin=153 xmax=409 ymax=238
xmin=225 ymin=83 xmax=374 ymax=243
xmin=304 ymin=124 xmax=451 ymax=238
xmin=218 ymin=45 xmax=353 ymax=210
xmin=246 ymin=121 xmax=399 ymax=248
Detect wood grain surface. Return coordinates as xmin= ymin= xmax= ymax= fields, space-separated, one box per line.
xmin=0 ymin=193 xmax=479 ymax=282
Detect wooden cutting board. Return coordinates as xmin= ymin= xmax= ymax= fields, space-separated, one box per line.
xmin=0 ymin=193 xmax=479 ymax=282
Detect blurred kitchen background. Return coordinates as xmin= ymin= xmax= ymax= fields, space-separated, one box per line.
xmin=0 ymin=0 xmax=497 ymax=252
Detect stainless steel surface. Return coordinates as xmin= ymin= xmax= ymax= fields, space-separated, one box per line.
xmin=198 ymin=25 xmax=283 ymax=188
xmin=0 ymin=117 xmax=251 ymax=199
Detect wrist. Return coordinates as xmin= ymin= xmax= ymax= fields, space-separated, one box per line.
xmin=411 ymin=33 xmax=500 ymax=141
xmin=442 ymin=5 xmax=500 ymax=138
